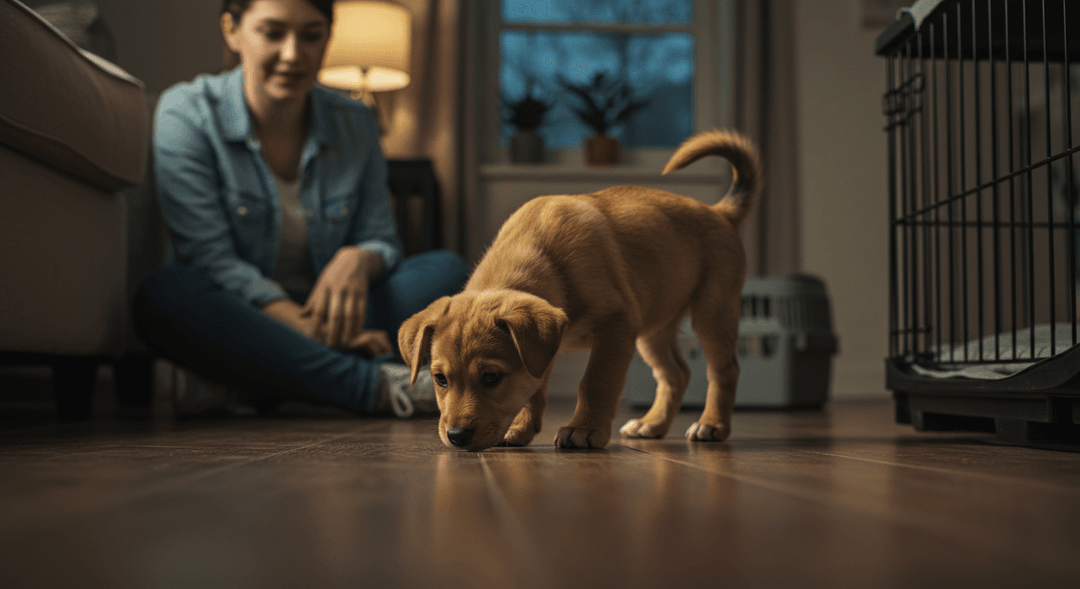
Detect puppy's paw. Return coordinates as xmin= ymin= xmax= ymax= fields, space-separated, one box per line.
xmin=501 ymin=426 xmax=537 ymax=447
xmin=685 ymin=421 xmax=731 ymax=442
xmin=619 ymin=418 xmax=668 ymax=439
xmin=554 ymin=426 xmax=610 ymax=449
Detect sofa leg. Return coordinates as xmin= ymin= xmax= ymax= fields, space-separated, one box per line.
xmin=114 ymin=355 xmax=154 ymax=411
xmin=51 ymin=358 xmax=98 ymax=420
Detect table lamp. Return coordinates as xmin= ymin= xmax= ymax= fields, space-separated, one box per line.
xmin=318 ymin=1 xmax=412 ymax=107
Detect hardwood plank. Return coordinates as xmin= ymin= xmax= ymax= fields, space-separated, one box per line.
xmin=0 ymin=400 xmax=1077 ymax=589
xmin=614 ymin=402 xmax=1080 ymax=584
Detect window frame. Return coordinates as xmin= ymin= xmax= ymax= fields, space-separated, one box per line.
xmin=476 ymin=0 xmax=734 ymax=170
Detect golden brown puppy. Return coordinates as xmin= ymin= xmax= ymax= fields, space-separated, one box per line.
xmin=399 ymin=130 xmax=762 ymax=451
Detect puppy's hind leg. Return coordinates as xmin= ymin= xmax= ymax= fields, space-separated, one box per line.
xmin=501 ymin=375 xmax=550 ymax=446
xmin=620 ymin=319 xmax=690 ymax=439
xmin=687 ymin=298 xmax=740 ymax=442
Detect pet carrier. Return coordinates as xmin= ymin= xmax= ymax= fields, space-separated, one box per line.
xmin=878 ymin=0 xmax=1080 ymax=446
xmin=623 ymin=275 xmax=838 ymax=409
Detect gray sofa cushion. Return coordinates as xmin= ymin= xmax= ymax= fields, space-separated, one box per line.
xmin=30 ymin=1 xmax=116 ymax=61
xmin=0 ymin=0 xmax=146 ymax=191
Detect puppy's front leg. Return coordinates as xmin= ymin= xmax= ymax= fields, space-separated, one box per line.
xmin=620 ymin=321 xmax=690 ymax=439
xmin=502 ymin=381 xmax=548 ymax=446
xmin=555 ymin=325 xmax=637 ymax=449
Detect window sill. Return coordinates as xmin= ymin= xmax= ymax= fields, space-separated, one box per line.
xmin=479 ymin=162 xmax=727 ymax=185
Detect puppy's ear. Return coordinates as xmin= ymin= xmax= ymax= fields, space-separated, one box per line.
xmin=398 ymin=297 xmax=450 ymax=385
xmin=500 ymin=296 xmax=569 ymax=378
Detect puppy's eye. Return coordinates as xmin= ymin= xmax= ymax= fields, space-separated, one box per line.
xmin=433 ymin=374 xmax=448 ymax=388
xmin=481 ymin=372 xmax=502 ymax=386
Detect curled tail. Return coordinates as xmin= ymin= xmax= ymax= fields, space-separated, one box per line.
xmin=663 ymin=130 xmax=763 ymax=228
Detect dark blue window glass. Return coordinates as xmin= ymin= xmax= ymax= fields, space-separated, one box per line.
xmin=500 ymin=0 xmax=694 ymax=149
xmin=502 ymin=0 xmax=692 ymax=25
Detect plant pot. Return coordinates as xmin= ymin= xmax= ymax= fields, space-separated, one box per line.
xmin=585 ymin=134 xmax=620 ymax=166
xmin=510 ymin=130 xmax=545 ymax=163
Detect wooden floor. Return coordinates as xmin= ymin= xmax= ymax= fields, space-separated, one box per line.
xmin=1 ymin=384 xmax=1080 ymax=588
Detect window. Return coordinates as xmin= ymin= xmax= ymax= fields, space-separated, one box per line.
xmin=484 ymin=0 xmax=727 ymax=163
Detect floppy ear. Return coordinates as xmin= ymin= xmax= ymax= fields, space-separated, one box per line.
xmin=398 ymin=297 xmax=450 ymax=385
xmin=499 ymin=296 xmax=569 ymax=379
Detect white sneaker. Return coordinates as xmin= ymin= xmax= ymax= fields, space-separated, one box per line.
xmin=171 ymin=365 xmax=244 ymax=418
xmin=378 ymin=363 xmax=438 ymax=418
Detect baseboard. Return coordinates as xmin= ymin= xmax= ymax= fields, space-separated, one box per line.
xmin=831 ymin=361 xmax=888 ymax=399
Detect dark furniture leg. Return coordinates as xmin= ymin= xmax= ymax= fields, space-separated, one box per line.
xmin=114 ymin=354 xmax=154 ymax=413
xmin=51 ymin=357 xmax=98 ymax=420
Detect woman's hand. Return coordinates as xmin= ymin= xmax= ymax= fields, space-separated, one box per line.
xmin=261 ymin=298 xmax=321 ymax=340
xmin=344 ymin=329 xmax=394 ymax=357
xmin=262 ymin=298 xmax=391 ymax=356
xmin=302 ymin=247 xmax=385 ymax=349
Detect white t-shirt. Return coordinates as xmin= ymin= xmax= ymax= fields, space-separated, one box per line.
xmin=271 ymin=172 xmax=316 ymax=302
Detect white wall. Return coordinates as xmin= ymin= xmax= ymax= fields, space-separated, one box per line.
xmin=95 ymin=0 xmax=223 ymax=96
xmin=794 ymin=0 xmax=893 ymax=399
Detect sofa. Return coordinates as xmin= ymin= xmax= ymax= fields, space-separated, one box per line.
xmin=0 ymin=0 xmax=158 ymax=418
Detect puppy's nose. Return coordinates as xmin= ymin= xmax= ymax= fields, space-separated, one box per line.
xmin=446 ymin=427 xmax=474 ymax=448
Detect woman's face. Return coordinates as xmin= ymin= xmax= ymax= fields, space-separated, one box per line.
xmin=222 ymin=0 xmax=330 ymax=108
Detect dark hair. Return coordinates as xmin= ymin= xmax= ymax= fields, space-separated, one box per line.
xmin=222 ymin=0 xmax=334 ymax=25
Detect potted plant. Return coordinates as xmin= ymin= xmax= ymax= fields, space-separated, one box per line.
xmin=502 ymin=82 xmax=553 ymax=164
xmin=558 ymin=71 xmax=649 ymax=166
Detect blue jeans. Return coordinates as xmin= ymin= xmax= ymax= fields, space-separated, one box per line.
xmin=132 ymin=250 xmax=469 ymax=412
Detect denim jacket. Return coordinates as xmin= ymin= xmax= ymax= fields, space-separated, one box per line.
xmin=154 ymin=67 xmax=402 ymax=307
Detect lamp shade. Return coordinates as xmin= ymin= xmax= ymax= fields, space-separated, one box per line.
xmin=319 ymin=1 xmax=411 ymax=93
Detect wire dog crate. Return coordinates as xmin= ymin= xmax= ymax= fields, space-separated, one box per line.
xmin=878 ymin=0 xmax=1080 ymax=446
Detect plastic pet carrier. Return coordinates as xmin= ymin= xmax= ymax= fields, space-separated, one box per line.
xmin=623 ymin=275 xmax=838 ymax=410
xmin=878 ymin=0 xmax=1080 ymax=446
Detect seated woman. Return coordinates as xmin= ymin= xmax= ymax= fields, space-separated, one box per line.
xmin=134 ymin=0 xmax=468 ymax=417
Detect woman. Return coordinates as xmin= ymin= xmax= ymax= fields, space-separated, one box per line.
xmin=134 ymin=0 xmax=468 ymax=417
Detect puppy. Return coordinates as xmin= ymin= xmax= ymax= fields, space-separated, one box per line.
xmin=399 ymin=130 xmax=762 ymax=451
